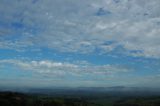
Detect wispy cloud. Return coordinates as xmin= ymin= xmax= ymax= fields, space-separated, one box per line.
xmin=0 ymin=0 xmax=160 ymax=58
xmin=0 ymin=59 xmax=130 ymax=77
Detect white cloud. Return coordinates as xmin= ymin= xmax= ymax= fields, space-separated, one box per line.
xmin=0 ymin=59 xmax=130 ymax=77
xmin=0 ymin=0 xmax=160 ymax=58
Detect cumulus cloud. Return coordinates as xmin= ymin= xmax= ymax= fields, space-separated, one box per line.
xmin=0 ymin=59 xmax=130 ymax=77
xmin=0 ymin=0 xmax=160 ymax=58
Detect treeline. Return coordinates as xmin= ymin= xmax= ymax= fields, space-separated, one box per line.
xmin=0 ymin=92 xmax=99 ymax=106
xmin=0 ymin=91 xmax=160 ymax=106
xmin=113 ymin=97 xmax=160 ymax=106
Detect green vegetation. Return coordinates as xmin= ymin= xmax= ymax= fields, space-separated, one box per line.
xmin=0 ymin=91 xmax=160 ymax=106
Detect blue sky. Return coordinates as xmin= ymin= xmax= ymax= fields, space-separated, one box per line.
xmin=0 ymin=0 xmax=160 ymax=88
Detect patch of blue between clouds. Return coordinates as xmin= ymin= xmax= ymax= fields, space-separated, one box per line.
xmin=0 ymin=47 xmax=158 ymax=70
xmin=96 ymin=8 xmax=112 ymax=16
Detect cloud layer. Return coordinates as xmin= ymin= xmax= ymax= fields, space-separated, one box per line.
xmin=0 ymin=59 xmax=130 ymax=78
xmin=0 ymin=0 xmax=160 ymax=58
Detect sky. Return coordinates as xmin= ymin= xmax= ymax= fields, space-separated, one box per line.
xmin=0 ymin=0 xmax=160 ymax=88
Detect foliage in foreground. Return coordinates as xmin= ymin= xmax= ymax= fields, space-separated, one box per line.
xmin=0 ymin=91 xmax=160 ymax=106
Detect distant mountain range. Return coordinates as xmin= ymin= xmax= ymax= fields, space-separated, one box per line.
xmin=1 ymin=86 xmax=160 ymax=95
